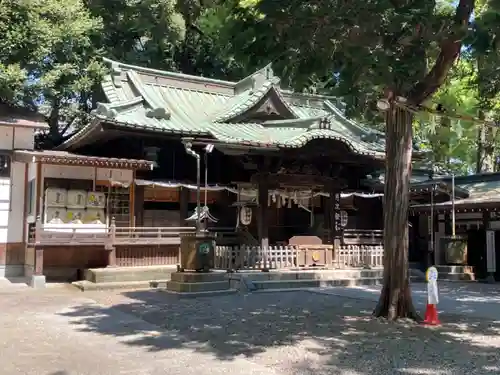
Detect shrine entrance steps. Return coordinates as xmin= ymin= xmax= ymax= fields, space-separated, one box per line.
xmin=72 ymin=267 xmax=384 ymax=293
xmin=436 ymin=265 xmax=476 ymax=281
xmin=72 ymin=265 xmax=177 ymax=291
xmin=409 ymin=263 xmax=476 ymax=283
xmin=231 ymin=269 xmax=383 ymax=292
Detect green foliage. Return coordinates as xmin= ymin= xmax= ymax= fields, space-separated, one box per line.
xmin=415 ymin=59 xmax=479 ymax=174
xmin=0 ymin=0 xmax=106 ymax=145
xmin=0 ymin=0 xmax=246 ymax=146
xmin=218 ymin=1 xmax=468 ymax=109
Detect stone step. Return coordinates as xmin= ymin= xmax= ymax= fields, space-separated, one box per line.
xmin=72 ymin=279 xmax=169 ymax=291
xmin=252 ymin=277 xmax=382 ymax=290
xmin=436 ymin=265 xmax=474 ymax=274
xmin=170 ymin=271 xmax=227 ymax=283
xmin=85 ymin=266 xmax=177 ymax=283
xmin=439 ymin=272 xmax=475 ymax=281
xmin=166 ymin=280 xmax=231 ymax=293
xmin=161 ymin=289 xmax=238 ymax=298
xmin=410 ymin=268 xmax=426 ymax=281
xmin=241 ymin=269 xmax=384 ymax=282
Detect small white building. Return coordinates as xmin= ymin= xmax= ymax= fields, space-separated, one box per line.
xmin=0 ymin=104 xmax=47 ymax=279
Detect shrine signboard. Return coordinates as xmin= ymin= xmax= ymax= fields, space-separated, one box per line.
xmin=333 ymin=192 xmax=342 ymax=241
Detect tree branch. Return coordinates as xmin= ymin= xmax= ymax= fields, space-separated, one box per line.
xmin=407 ymin=0 xmax=475 ymax=104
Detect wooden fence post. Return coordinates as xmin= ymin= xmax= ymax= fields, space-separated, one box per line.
xmin=35 ymin=216 xmax=42 ymax=244
xmin=106 ymin=217 xmax=117 ymax=267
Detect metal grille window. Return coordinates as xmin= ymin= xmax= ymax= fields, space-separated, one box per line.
xmin=95 ymin=185 xmax=130 ymax=227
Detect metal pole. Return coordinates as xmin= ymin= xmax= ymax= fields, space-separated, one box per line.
xmin=196 ymin=156 xmax=201 ymax=230
xmin=184 ymin=142 xmax=201 ymax=232
xmin=204 ymin=151 xmax=208 ymax=207
xmin=451 ymin=173 xmax=456 ymax=237
xmin=430 ymin=185 xmax=434 ymax=261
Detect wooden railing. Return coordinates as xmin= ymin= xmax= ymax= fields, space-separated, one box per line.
xmin=215 ymin=244 xmax=384 ymax=271
xmin=207 ymin=227 xmax=260 ymax=246
xmin=28 ymin=217 xmax=196 ymax=246
xmin=343 ymin=229 xmax=383 ymax=245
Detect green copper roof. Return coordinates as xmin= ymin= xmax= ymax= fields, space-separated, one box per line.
xmin=59 ymin=58 xmax=386 ymax=157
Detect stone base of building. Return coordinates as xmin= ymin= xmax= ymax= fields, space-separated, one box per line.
xmin=29 ymin=275 xmax=46 ymax=289
xmin=0 ymin=264 xmax=24 ymax=278
xmin=0 ymin=242 xmax=26 ymax=278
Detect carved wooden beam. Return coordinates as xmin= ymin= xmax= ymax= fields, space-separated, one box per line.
xmin=251 ymin=173 xmax=346 ymax=189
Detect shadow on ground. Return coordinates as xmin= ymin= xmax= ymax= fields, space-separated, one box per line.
xmin=60 ymin=290 xmax=500 ymax=374
xmin=323 ymin=282 xmax=500 ymax=320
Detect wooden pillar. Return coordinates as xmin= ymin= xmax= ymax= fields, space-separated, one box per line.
xmin=134 ymin=184 xmax=145 ymax=227
xmin=34 ymin=217 xmax=43 ymax=275
xmin=106 ymin=218 xmax=117 ymax=267
xmin=433 ymin=213 xmax=439 ymax=265
xmin=179 ymin=187 xmax=190 ymax=226
xmin=444 ymin=213 xmax=452 ymax=235
xmin=257 ymin=179 xmax=269 ymax=248
xmin=484 ymin=211 xmax=496 ymax=281
xmin=129 ymin=171 xmax=136 ymax=226
xmin=34 ymin=246 xmax=44 ymax=275
xmin=35 ymin=161 xmax=42 ymax=217
xmin=425 ymin=213 xmax=433 ymax=267
xmin=322 ymin=195 xmax=331 ymax=244
xmin=482 ymin=210 xmax=491 ymax=230
xmin=22 ymin=163 xmax=28 ymax=243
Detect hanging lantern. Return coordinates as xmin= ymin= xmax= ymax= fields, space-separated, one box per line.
xmin=240 ymin=206 xmax=252 ymax=225
xmin=340 ymin=210 xmax=349 ymax=228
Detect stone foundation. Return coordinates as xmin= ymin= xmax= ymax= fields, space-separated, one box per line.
xmin=0 ymin=242 xmax=25 ymax=277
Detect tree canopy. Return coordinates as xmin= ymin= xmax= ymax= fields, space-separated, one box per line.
xmin=0 ymin=0 xmax=246 ymax=146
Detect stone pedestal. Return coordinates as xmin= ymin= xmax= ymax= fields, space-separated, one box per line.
xmin=179 ymin=232 xmax=215 ymax=272
xmin=30 ymin=275 xmax=46 ymax=289
xmin=165 ymin=271 xmax=235 ymax=296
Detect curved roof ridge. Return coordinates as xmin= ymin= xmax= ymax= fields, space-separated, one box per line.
xmin=214 ymin=80 xmax=301 ymax=123
xmin=263 ymin=116 xmax=324 ymax=128
xmin=91 ymin=97 xmax=144 ymax=119
xmin=214 ymin=79 xmax=276 ymax=122
xmin=234 ymin=63 xmax=274 ymax=92
xmin=281 ymin=89 xmax=337 ymax=101
xmin=102 ymin=57 xmax=236 ymax=88
xmin=324 ymin=100 xmax=383 ymax=138
xmin=126 ymin=71 xmax=170 ymax=119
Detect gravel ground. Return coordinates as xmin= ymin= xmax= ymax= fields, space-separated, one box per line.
xmin=78 ymin=289 xmax=500 ymax=375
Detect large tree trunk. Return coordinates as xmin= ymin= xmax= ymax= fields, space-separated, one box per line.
xmin=373 ymin=103 xmax=420 ymax=321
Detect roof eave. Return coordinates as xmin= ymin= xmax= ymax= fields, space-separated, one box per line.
xmin=54 ymin=117 xmax=104 ymax=151
xmin=13 ymin=150 xmax=154 ymax=170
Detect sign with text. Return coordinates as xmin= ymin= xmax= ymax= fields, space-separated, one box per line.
xmin=333 ymin=192 xmax=342 ymax=239
xmin=426 ymin=266 xmax=439 ymax=305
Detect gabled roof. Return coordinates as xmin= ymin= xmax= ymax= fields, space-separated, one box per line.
xmin=0 ymin=103 xmax=48 ymax=129
xmin=58 ymin=58 xmax=387 ymax=158
xmin=411 ymin=172 xmax=500 ymax=212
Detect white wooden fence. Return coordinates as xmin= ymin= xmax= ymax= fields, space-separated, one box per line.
xmin=215 ymin=245 xmax=384 ymax=271
xmin=336 ymin=245 xmax=384 ymax=268
xmin=215 ymin=246 xmax=299 ymax=270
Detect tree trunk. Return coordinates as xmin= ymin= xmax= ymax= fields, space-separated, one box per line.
xmin=373 ymin=103 xmax=420 ymax=321
xmin=476 ymin=111 xmax=495 ymax=173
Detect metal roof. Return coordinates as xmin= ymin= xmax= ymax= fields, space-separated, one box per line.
xmin=57 ymin=58 xmax=387 ymax=158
